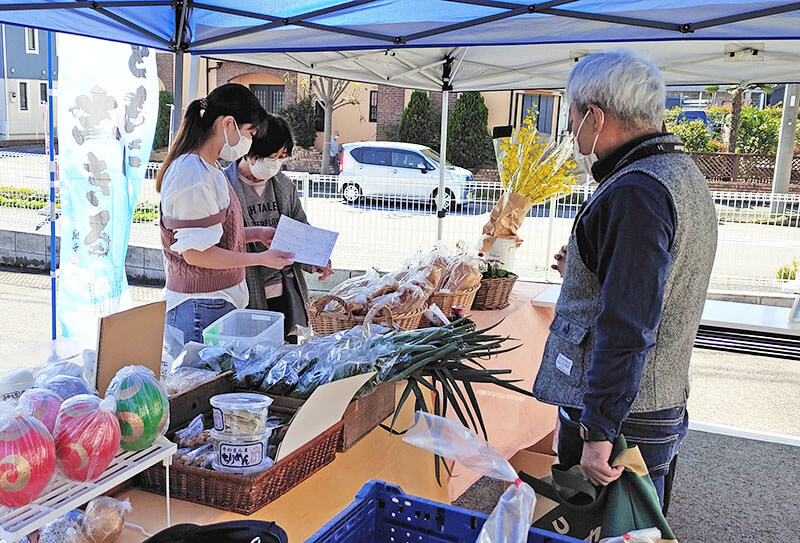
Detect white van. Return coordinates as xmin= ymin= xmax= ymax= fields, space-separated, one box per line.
xmin=337 ymin=141 xmax=475 ymax=210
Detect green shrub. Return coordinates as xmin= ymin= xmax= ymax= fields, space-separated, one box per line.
xmin=377 ymin=121 xmax=401 ymax=142
xmin=664 ymin=107 xmax=682 ymax=129
xmin=399 ymin=90 xmax=439 ymax=149
xmin=281 ymin=87 xmax=318 ymax=149
xmin=154 ymin=90 xmax=173 ymax=150
xmin=447 ymin=92 xmax=493 ymax=171
xmin=736 ymin=105 xmax=782 ymax=155
xmin=671 ymin=120 xmax=711 ymax=152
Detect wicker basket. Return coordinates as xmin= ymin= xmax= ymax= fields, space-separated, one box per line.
xmin=419 ymin=285 xmax=480 ymax=327
xmin=473 ymin=274 xmax=518 ymax=310
xmin=136 ymin=417 xmax=343 ymax=515
xmin=307 ymin=295 xmax=426 ymax=336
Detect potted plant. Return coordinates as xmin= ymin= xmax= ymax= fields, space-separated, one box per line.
xmin=473 ymin=255 xmax=518 ymax=310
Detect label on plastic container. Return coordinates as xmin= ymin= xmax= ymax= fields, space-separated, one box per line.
xmin=218 ymin=441 xmax=264 ymax=468
xmin=212 ymin=407 xmax=224 ymax=431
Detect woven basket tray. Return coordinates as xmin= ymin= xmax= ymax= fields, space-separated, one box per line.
xmin=307 ymin=295 xmax=426 ymax=336
xmin=473 ymin=274 xmax=518 ymax=310
xmin=420 ymin=285 xmax=480 ymax=327
xmin=137 ymin=417 xmax=342 ymax=515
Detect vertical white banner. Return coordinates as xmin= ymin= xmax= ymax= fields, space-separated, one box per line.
xmin=56 ymin=36 xmax=159 ymax=338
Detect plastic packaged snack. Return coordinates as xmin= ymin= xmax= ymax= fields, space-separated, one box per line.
xmin=174 ymin=442 xmax=215 ymax=468
xmin=43 ymin=374 xmax=94 ymax=400
xmin=39 ymin=516 xmax=88 ymax=543
xmin=106 ymin=366 xmax=170 ymax=451
xmin=0 ymin=368 xmax=35 ymax=403
xmin=16 ymin=387 xmax=64 ymax=434
xmin=210 ymin=393 xmax=272 ymax=435
xmin=82 ymin=496 xmax=132 ymax=543
xmin=54 ymin=395 xmax=121 ymax=482
xmin=174 ymin=414 xmax=210 ymax=448
xmin=163 ymin=367 xmax=219 ymax=396
xmin=0 ymin=403 xmax=56 ymax=507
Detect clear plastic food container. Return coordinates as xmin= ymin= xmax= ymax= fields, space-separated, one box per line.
xmin=203 ymin=309 xmax=285 ymax=350
xmin=210 ymin=392 xmax=273 ymax=435
xmin=210 ymin=429 xmax=274 ymax=475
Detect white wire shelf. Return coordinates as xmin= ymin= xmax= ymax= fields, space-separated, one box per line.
xmin=0 ymin=436 xmax=176 ymax=543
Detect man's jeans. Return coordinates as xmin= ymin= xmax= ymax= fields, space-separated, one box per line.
xmin=558 ymin=405 xmax=689 ymax=512
xmin=166 ymin=298 xmax=236 ymax=345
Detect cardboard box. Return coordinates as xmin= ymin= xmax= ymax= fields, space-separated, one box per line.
xmin=507 ymin=450 xmax=557 ymax=489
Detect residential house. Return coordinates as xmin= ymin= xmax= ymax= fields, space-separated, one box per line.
xmin=0 ymin=25 xmax=58 ymax=141
xmin=158 ymin=56 xmax=564 ymax=155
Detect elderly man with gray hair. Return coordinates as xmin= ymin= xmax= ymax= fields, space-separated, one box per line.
xmin=533 ymin=49 xmax=717 ymax=512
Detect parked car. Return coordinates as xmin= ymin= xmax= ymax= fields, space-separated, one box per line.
xmin=337 ymin=142 xmax=475 ymax=210
xmin=677 ymin=110 xmax=709 ymax=126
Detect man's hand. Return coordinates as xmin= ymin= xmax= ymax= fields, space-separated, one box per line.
xmin=580 ymin=440 xmax=624 ymax=487
xmin=551 ymin=245 xmax=567 ymax=277
xmin=312 ymin=260 xmax=334 ymax=281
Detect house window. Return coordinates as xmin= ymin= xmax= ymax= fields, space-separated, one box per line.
xmin=521 ymin=93 xmax=555 ymax=135
xmin=369 ymin=90 xmax=378 ymax=122
xmin=250 ymin=84 xmax=285 ymax=114
xmin=40 ymin=83 xmax=48 ymax=104
xmin=19 ymin=82 xmax=28 ymax=111
xmin=25 ymin=28 xmax=38 ymax=54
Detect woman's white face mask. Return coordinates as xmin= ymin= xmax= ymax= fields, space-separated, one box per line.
xmin=572 ymin=108 xmax=604 ymax=174
xmin=219 ymin=121 xmax=252 ymax=162
xmin=250 ymin=157 xmax=286 ymax=180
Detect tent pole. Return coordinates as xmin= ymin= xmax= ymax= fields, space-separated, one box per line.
xmin=771 ymin=84 xmax=799 ymax=215
xmin=171 ymin=50 xmax=184 ymax=139
xmin=436 ymin=89 xmax=449 ymax=241
xmin=47 ymin=31 xmax=56 ymax=339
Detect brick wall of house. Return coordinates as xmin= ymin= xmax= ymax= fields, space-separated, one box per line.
xmin=156 ymin=53 xmax=174 ymax=93
xmin=376 ymin=85 xmax=405 ymax=133
xmin=474 ymin=168 xmax=500 ymax=184
xmin=430 ymin=90 xmax=458 ymax=119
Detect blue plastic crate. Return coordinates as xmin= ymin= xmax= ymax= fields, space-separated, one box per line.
xmin=306 ymin=480 xmax=582 ymax=543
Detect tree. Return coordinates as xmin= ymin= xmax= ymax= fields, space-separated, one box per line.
xmin=312 ymin=77 xmax=362 ymax=174
xmin=737 ymin=104 xmax=783 ymax=155
xmin=726 ymin=84 xmax=774 ymax=153
xmin=447 ymin=91 xmax=492 ymax=171
xmin=153 ymin=90 xmax=173 ymax=150
xmin=281 ymin=80 xmax=317 ymax=149
xmin=399 ymin=90 xmax=439 ymax=149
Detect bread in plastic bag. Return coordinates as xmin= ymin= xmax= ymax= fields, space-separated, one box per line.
xmin=43 ymin=374 xmax=95 ymax=400
xmin=403 ymin=412 xmax=535 ymax=543
xmin=0 ymin=402 xmax=56 ymax=507
xmin=442 ymin=254 xmax=482 ymax=292
xmin=16 ymin=387 xmax=64 ymax=434
xmin=83 ymin=496 xmax=132 ymax=543
xmin=106 ymin=365 xmax=170 ymax=451
xmin=54 ymin=394 xmax=121 ymax=481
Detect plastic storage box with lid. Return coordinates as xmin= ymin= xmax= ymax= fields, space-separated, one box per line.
xmin=306 ymin=480 xmax=582 ymax=543
xmin=203 ymin=309 xmax=284 ymax=349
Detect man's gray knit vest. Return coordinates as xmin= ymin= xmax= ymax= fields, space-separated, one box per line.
xmin=532 ymin=134 xmax=718 ymax=413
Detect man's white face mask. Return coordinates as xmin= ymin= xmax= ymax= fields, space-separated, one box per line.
xmin=572 ymin=108 xmax=604 ymax=175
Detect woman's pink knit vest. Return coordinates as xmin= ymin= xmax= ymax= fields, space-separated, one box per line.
xmin=160 ymin=181 xmax=246 ymax=293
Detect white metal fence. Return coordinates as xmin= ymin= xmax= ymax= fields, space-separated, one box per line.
xmin=1 ymin=150 xmax=800 ymax=291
